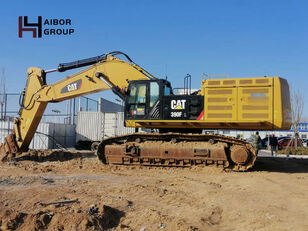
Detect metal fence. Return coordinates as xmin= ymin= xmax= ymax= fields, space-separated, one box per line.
xmin=0 ymin=93 xmax=99 ymax=124
xmin=0 ymin=120 xmax=76 ymax=149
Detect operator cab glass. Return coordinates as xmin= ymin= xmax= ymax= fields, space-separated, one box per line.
xmin=150 ymin=82 xmax=159 ymax=107
xmin=164 ymin=82 xmax=172 ymax=96
xmin=127 ymin=83 xmax=147 ymax=117
xmin=128 ymin=83 xmax=146 ymax=104
xmin=125 ymin=79 xmax=173 ymax=120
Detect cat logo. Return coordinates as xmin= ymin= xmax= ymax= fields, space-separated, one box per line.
xmin=61 ymin=79 xmax=82 ymax=93
xmin=171 ymin=99 xmax=186 ymax=110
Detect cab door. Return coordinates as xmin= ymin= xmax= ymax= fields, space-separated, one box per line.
xmin=125 ymin=82 xmax=148 ymax=120
xmin=148 ymin=81 xmax=161 ymax=119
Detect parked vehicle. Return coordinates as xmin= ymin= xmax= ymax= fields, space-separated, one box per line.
xmin=261 ymin=136 xmax=291 ymax=149
xmin=278 ymin=136 xmax=290 ymax=141
xmin=278 ymin=137 xmax=303 ymax=149
xmin=302 ymin=139 xmax=308 ymax=147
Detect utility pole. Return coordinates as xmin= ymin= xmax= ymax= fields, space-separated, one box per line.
xmin=0 ymin=68 xmax=6 ymax=120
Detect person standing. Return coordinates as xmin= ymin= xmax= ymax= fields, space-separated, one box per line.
xmin=269 ymin=134 xmax=278 ymax=156
xmin=251 ymin=131 xmax=262 ymax=155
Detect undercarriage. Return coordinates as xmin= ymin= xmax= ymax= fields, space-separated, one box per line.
xmin=97 ymin=133 xmax=257 ymax=171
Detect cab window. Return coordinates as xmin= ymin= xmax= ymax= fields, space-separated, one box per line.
xmin=150 ymin=82 xmax=159 ymax=107
xmin=164 ymin=85 xmax=171 ymax=96
xmin=128 ymin=83 xmax=147 ymax=104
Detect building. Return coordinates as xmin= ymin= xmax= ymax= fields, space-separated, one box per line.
xmin=98 ymin=98 xmax=123 ymax=113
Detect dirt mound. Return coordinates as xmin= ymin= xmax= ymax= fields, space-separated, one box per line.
xmin=14 ymin=150 xmax=87 ymax=162
xmin=0 ymin=204 xmax=125 ymax=230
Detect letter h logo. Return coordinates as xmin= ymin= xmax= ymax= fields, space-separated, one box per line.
xmin=18 ymin=16 xmax=42 ymax=38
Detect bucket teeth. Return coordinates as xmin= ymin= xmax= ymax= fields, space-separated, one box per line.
xmin=0 ymin=132 xmax=19 ymax=162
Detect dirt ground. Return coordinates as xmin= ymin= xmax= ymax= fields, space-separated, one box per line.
xmin=0 ymin=150 xmax=308 ymax=231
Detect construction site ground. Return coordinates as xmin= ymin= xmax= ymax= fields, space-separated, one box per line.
xmin=0 ymin=150 xmax=308 ymax=231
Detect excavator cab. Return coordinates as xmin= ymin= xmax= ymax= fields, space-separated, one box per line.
xmin=124 ymin=79 xmax=204 ymax=122
xmin=125 ymin=79 xmax=172 ymax=120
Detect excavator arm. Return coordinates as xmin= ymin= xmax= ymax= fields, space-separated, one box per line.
xmin=0 ymin=52 xmax=156 ymax=160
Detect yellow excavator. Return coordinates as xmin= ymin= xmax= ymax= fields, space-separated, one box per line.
xmin=0 ymin=51 xmax=292 ymax=171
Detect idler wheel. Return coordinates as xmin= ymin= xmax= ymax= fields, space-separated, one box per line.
xmin=230 ymin=145 xmax=249 ymax=165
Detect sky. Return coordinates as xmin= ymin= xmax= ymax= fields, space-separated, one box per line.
xmin=0 ymin=0 xmax=307 ymax=118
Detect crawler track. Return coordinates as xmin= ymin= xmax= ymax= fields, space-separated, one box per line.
xmin=96 ymin=133 xmax=256 ymax=171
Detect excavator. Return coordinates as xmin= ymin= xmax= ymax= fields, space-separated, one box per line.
xmin=0 ymin=51 xmax=292 ymax=171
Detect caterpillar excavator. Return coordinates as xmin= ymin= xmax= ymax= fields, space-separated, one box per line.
xmin=0 ymin=51 xmax=292 ymax=171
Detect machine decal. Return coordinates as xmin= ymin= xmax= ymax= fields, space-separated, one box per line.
xmin=136 ymin=107 xmax=145 ymax=115
xmin=197 ymin=110 xmax=204 ymax=120
xmin=61 ymin=79 xmax=82 ymax=93
xmin=171 ymin=111 xmax=182 ymax=117
xmin=149 ymin=100 xmax=160 ymax=119
xmin=163 ymin=95 xmax=203 ymax=120
xmin=171 ymin=99 xmax=186 ymax=110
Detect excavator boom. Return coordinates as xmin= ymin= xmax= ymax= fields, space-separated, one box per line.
xmin=0 ymin=52 xmax=154 ymax=160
